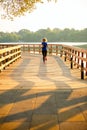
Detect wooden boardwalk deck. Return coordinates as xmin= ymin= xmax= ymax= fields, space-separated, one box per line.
xmin=0 ymin=52 xmax=87 ymax=130
xmin=0 ymin=52 xmax=87 ymax=90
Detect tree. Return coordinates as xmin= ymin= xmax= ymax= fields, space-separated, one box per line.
xmin=18 ymin=29 xmax=33 ymax=42
xmin=0 ymin=0 xmax=56 ymax=20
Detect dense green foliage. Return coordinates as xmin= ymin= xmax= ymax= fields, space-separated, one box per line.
xmin=0 ymin=28 xmax=87 ymax=43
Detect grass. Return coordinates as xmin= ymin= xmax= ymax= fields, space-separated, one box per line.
xmin=74 ymin=44 xmax=87 ymax=49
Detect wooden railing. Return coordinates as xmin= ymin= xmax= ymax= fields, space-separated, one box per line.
xmin=21 ymin=43 xmax=87 ymax=79
xmin=60 ymin=45 xmax=87 ymax=79
xmin=0 ymin=45 xmax=21 ymax=72
xmin=22 ymin=44 xmax=61 ymax=55
xmin=0 ymin=43 xmax=87 ymax=79
xmin=21 ymin=44 xmax=62 ymax=55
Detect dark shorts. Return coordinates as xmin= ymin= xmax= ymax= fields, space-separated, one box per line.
xmin=42 ymin=50 xmax=47 ymax=57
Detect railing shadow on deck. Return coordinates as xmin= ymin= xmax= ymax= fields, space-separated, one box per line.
xmin=0 ymin=54 xmax=87 ymax=130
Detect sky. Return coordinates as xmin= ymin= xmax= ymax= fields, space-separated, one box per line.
xmin=0 ymin=0 xmax=87 ymax=32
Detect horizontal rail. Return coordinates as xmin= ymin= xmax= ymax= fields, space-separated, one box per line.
xmin=0 ymin=45 xmax=21 ymax=72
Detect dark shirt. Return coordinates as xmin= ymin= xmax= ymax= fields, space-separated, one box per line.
xmin=42 ymin=42 xmax=47 ymax=51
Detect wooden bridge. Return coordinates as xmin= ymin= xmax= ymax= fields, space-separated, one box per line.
xmin=0 ymin=44 xmax=87 ymax=130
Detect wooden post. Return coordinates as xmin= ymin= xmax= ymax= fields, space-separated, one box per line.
xmin=49 ymin=45 xmax=52 ymax=55
xmin=77 ymin=51 xmax=80 ymax=68
xmin=3 ymin=53 xmax=6 ymax=70
xmin=71 ymin=57 xmax=73 ymax=69
xmin=64 ymin=52 xmax=66 ymax=61
xmin=69 ymin=49 xmax=71 ymax=61
xmin=56 ymin=45 xmax=58 ymax=55
xmin=0 ymin=54 xmax=2 ymax=72
xmin=28 ymin=45 xmax=30 ymax=52
xmin=33 ymin=45 xmax=35 ymax=54
xmin=23 ymin=45 xmax=25 ymax=52
xmin=81 ymin=61 xmax=84 ymax=79
xmin=74 ymin=50 xmax=77 ymax=66
xmin=86 ymin=53 xmax=87 ymax=76
xmin=51 ymin=44 xmax=52 ymax=55
xmin=60 ymin=46 xmax=63 ymax=57
xmin=39 ymin=45 xmax=40 ymax=54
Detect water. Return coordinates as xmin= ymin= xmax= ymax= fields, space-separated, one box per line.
xmin=0 ymin=42 xmax=87 ymax=46
xmin=56 ymin=42 xmax=87 ymax=46
xmin=21 ymin=42 xmax=87 ymax=46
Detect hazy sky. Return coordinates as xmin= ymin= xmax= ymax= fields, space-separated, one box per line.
xmin=0 ymin=0 xmax=87 ymax=32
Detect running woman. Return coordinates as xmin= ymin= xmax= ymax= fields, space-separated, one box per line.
xmin=41 ymin=38 xmax=48 ymax=64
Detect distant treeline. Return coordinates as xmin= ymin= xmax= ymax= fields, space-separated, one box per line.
xmin=0 ymin=28 xmax=87 ymax=43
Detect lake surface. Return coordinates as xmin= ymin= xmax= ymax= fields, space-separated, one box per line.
xmin=0 ymin=42 xmax=87 ymax=46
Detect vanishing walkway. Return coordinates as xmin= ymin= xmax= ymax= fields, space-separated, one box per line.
xmin=0 ymin=52 xmax=87 ymax=130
